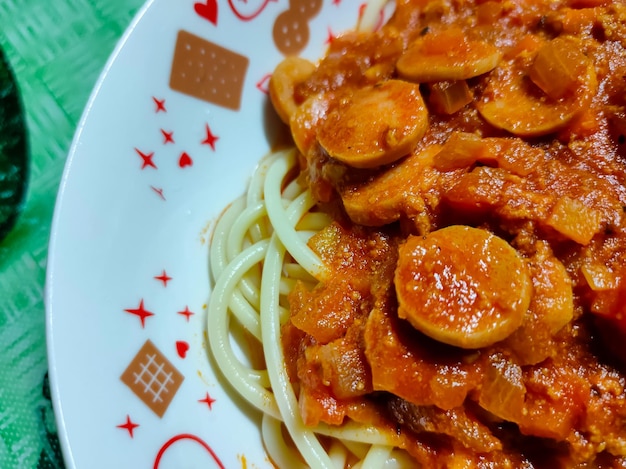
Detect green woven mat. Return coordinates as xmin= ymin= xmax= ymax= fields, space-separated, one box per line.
xmin=0 ymin=1 xmax=145 ymax=467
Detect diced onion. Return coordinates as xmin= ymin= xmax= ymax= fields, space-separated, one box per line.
xmin=529 ymin=36 xmax=589 ymax=100
xmin=428 ymin=80 xmax=473 ymax=114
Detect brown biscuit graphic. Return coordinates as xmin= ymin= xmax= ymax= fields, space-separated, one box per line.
xmin=170 ymin=30 xmax=250 ymax=111
xmin=272 ymin=0 xmax=323 ymax=56
xmin=273 ymin=10 xmax=310 ymax=56
xmin=121 ymin=339 xmax=184 ymax=418
xmin=291 ymin=0 xmax=323 ymax=18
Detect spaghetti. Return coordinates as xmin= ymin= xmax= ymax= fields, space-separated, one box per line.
xmin=208 ymin=0 xmax=626 ymax=467
xmin=207 ymin=149 xmax=414 ymax=467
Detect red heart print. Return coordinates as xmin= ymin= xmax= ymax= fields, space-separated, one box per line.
xmin=179 ymin=152 xmax=193 ymax=168
xmin=194 ymin=0 xmax=218 ymax=25
xmin=176 ymin=341 xmax=189 ymax=359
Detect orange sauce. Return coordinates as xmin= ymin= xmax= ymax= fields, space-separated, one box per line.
xmin=273 ymin=1 xmax=626 ymax=466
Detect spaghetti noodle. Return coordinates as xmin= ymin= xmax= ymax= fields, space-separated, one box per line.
xmin=208 ymin=0 xmax=626 ymax=467
xmin=207 ymin=149 xmax=414 ymax=467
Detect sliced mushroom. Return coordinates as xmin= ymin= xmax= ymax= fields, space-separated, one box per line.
xmin=396 ymin=28 xmax=502 ymax=82
xmin=317 ymin=79 xmax=428 ymax=168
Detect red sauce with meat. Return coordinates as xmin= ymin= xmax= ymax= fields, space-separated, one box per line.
xmin=271 ymin=0 xmax=626 ymax=466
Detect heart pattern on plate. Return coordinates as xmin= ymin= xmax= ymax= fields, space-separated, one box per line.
xmin=194 ymin=0 xmax=218 ymax=25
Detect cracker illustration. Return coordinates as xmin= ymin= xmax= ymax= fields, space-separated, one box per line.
xmin=292 ymin=0 xmax=323 ymax=18
xmin=170 ymin=30 xmax=249 ymax=111
xmin=121 ymin=340 xmax=184 ymax=418
xmin=273 ymin=10 xmax=310 ymax=56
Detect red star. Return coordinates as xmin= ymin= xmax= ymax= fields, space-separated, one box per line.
xmin=178 ymin=306 xmax=195 ymax=322
xmin=201 ymin=124 xmax=219 ymax=151
xmin=256 ymin=74 xmax=271 ymax=94
xmin=332 ymin=0 xmax=341 ymax=5
xmin=161 ymin=129 xmax=175 ymax=144
xmin=326 ymin=27 xmax=336 ymax=45
xmin=117 ymin=415 xmax=139 ymax=438
xmin=154 ymin=270 xmax=172 ymax=287
xmin=124 ymin=299 xmax=154 ymax=328
xmin=134 ymin=148 xmax=157 ymax=169
xmin=199 ymin=392 xmax=216 ymax=410
xmin=152 ymin=97 xmax=167 ymax=113
xmin=150 ymin=186 xmax=166 ymax=201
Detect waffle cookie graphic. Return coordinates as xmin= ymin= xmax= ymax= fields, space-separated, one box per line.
xmin=169 ymin=30 xmax=250 ymax=111
xmin=121 ymin=340 xmax=184 ymax=417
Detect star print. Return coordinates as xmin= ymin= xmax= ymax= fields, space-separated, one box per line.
xmin=154 ymin=270 xmax=172 ymax=287
xmin=161 ymin=129 xmax=175 ymax=144
xmin=117 ymin=415 xmax=139 ymax=438
xmin=256 ymin=74 xmax=271 ymax=94
xmin=178 ymin=306 xmax=195 ymax=322
xmin=326 ymin=27 xmax=336 ymax=45
xmin=134 ymin=148 xmax=157 ymax=169
xmin=124 ymin=299 xmax=154 ymax=328
xmin=332 ymin=0 xmax=340 ymax=5
xmin=152 ymin=97 xmax=167 ymax=113
xmin=199 ymin=392 xmax=216 ymax=410
xmin=201 ymin=124 xmax=219 ymax=151
xmin=150 ymin=186 xmax=166 ymax=201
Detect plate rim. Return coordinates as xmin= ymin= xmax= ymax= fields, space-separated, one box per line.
xmin=44 ymin=1 xmax=156 ymax=466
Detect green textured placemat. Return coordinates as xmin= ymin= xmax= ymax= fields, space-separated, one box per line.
xmin=0 ymin=1 xmax=145 ymax=467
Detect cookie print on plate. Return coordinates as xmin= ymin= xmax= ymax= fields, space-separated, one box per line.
xmin=46 ymin=0 xmax=383 ymax=468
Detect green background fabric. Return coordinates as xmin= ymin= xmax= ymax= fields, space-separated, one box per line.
xmin=0 ymin=1 xmax=145 ymax=466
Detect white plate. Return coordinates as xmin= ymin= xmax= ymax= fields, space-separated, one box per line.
xmin=44 ymin=0 xmax=386 ymax=467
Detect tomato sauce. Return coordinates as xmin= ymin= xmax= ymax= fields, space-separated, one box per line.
xmin=273 ymin=0 xmax=626 ymax=466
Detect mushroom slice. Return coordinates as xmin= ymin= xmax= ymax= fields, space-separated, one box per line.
xmin=395 ymin=226 xmax=532 ymax=349
xmin=396 ymin=28 xmax=502 ymax=82
xmin=317 ymin=80 xmax=428 ymax=168
xmin=476 ymin=36 xmax=597 ymax=137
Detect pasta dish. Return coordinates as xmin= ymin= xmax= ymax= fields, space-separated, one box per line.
xmin=208 ymin=0 xmax=626 ymax=467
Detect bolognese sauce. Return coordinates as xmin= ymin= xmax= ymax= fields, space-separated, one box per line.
xmin=271 ymin=0 xmax=626 ymax=467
